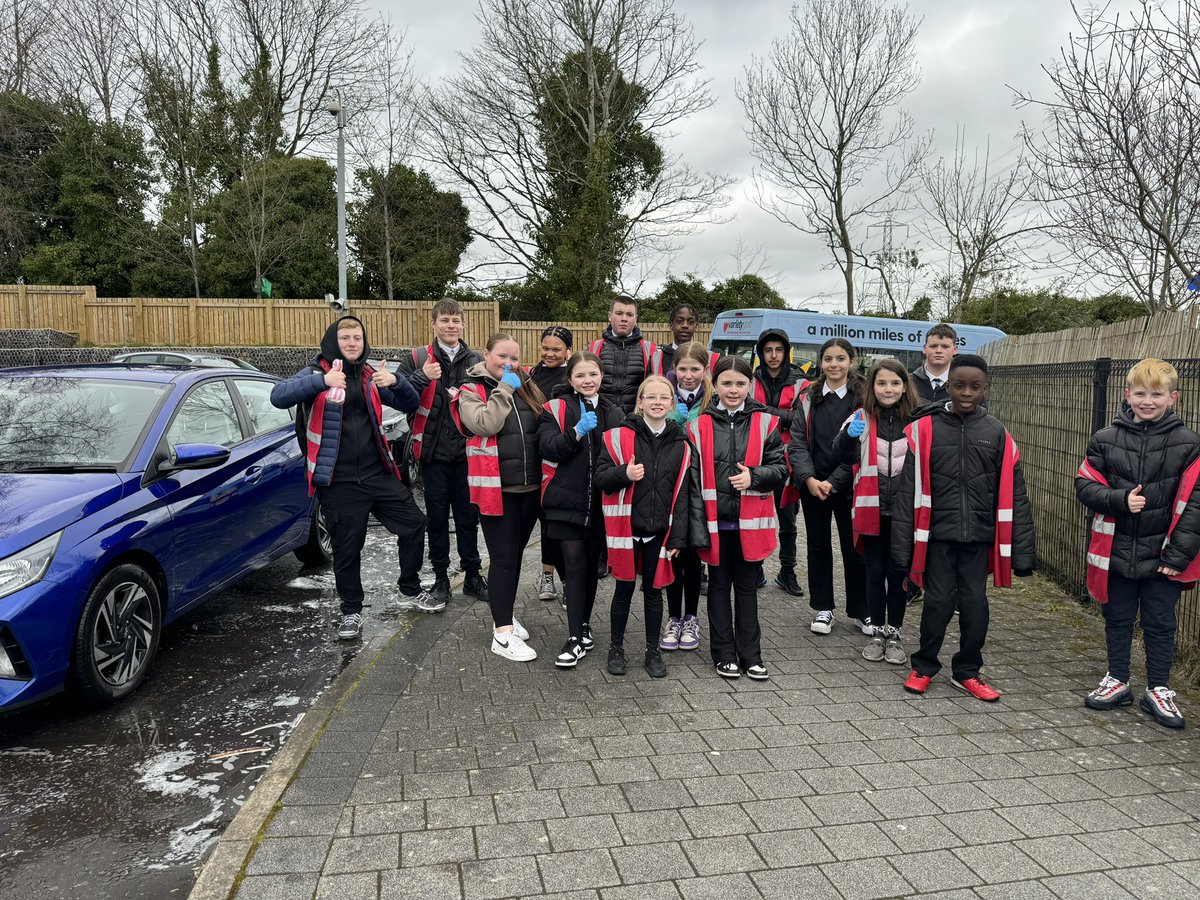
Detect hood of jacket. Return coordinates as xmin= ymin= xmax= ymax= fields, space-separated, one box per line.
xmin=466 ymin=360 xmax=497 ymax=385
xmin=703 ymin=396 xmax=771 ymax=421
xmin=1112 ymin=406 xmax=1185 ymax=436
xmin=602 ymin=324 xmax=644 ymax=345
xmin=754 ymin=327 xmax=791 ymax=363
xmin=319 ymin=315 xmax=371 ymax=373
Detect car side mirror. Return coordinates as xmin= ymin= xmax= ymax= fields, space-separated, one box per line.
xmin=164 ymin=443 xmax=231 ymax=471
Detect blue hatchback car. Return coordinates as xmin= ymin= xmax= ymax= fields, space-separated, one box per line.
xmin=0 ymin=365 xmax=331 ymax=712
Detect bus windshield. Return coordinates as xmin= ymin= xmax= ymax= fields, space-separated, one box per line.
xmin=707 ymin=309 xmax=1005 ymax=373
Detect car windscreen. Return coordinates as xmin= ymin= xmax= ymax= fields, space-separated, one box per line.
xmin=0 ymin=377 xmax=168 ymax=472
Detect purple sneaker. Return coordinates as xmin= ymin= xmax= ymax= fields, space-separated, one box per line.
xmin=678 ymin=615 xmax=700 ymax=651
xmin=659 ymin=617 xmax=682 ymax=650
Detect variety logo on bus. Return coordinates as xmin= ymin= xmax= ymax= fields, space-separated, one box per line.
xmin=722 ymin=319 xmax=754 ymax=332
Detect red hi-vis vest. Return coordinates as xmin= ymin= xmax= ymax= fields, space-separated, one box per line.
xmin=600 ymin=427 xmax=689 ymax=587
xmin=304 ymin=359 xmax=398 ymax=494
xmin=540 ymin=398 xmax=570 ymax=502
xmin=1076 ymin=456 xmax=1200 ymax=602
xmin=851 ymin=417 xmax=881 ymax=540
xmin=688 ymin=412 xmax=779 ymax=566
xmin=904 ymin=416 xmax=1019 ymax=589
xmin=409 ymin=344 xmax=438 ymax=463
xmin=455 ymin=383 xmax=504 ymax=516
xmin=765 ymin=378 xmax=811 ymax=507
xmin=589 ymin=337 xmax=663 ymax=376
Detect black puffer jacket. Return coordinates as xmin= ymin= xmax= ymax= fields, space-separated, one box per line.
xmin=703 ymin=400 xmax=788 ymax=524
xmin=892 ymin=404 xmax=1036 ymax=573
xmin=537 ymin=389 xmax=624 ymax=526
xmin=529 ymin=362 xmax=567 ymax=402
xmin=594 ymin=326 xmax=654 ymax=415
xmin=456 ymin=363 xmax=541 ymax=490
xmin=399 ymin=340 xmax=483 ymax=464
xmin=594 ymin=415 xmax=708 ymax=549
xmin=832 ymin=406 xmax=909 ymax=517
xmin=1075 ymin=409 xmax=1200 ymax=578
xmin=788 ymin=372 xmax=865 ymax=494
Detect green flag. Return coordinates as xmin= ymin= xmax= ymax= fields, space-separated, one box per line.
xmin=257 ymin=276 xmax=273 ymax=298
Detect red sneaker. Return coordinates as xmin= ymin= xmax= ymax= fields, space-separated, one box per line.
xmin=953 ymin=677 xmax=1001 ymax=702
xmin=903 ymin=670 xmax=932 ymax=694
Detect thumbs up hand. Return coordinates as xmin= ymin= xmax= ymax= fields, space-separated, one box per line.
xmin=626 ymin=453 xmax=645 ymax=482
xmin=730 ymin=461 xmax=753 ymax=491
xmin=847 ymin=409 xmax=866 ymax=438
xmin=422 ymin=355 xmax=442 ymax=380
xmin=1128 ymin=484 xmax=1146 ymax=513
xmin=325 ymin=358 xmax=347 ymax=390
xmin=575 ymin=403 xmax=598 ymax=437
xmin=500 ymin=362 xmax=522 ymax=390
xmin=675 ymin=401 xmax=689 ymax=421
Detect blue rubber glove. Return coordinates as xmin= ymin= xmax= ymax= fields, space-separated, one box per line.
xmin=847 ymin=409 xmax=866 ymax=438
xmin=500 ymin=363 xmax=522 ymax=390
xmin=575 ymin=404 xmax=599 ymax=437
xmin=676 ymin=401 xmax=689 ymax=420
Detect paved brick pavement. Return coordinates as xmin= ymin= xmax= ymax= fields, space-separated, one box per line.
xmin=227 ymin=550 xmax=1200 ymax=900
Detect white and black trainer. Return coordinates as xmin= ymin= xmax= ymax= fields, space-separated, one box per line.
xmin=337 ymin=613 xmax=363 ymax=640
xmin=555 ymin=638 xmax=586 ymax=668
xmin=492 ymin=630 xmax=537 ymax=662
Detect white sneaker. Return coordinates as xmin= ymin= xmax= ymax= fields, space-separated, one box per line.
xmin=510 ymin=617 xmax=530 ymax=641
xmin=851 ymin=616 xmax=875 ymax=635
xmin=537 ymin=572 xmax=558 ymax=600
xmin=811 ymin=611 xmax=834 ymax=634
xmin=492 ymin=630 xmax=537 ymax=661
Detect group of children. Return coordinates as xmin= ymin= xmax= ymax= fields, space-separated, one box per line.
xmin=274 ymin=300 xmax=1195 ymax=727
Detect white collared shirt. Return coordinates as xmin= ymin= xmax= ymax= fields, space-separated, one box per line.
xmin=720 ymin=402 xmax=745 ymax=415
xmin=924 ymin=365 xmax=950 ymax=390
xmin=437 ymin=340 xmax=460 ymax=360
xmin=822 ymin=383 xmax=848 ymax=399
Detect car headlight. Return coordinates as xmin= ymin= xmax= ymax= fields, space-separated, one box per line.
xmin=0 ymin=531 xmax=63 ymax=601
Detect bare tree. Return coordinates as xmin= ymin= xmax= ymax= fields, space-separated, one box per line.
xmin=918 ymin=132 xmax=1039 ymax=318
xmin=1017 ymin=1 xmax=1200 ymax=312
xmin=42 ymin=0 xmax=139 ymax=123
xmin=421 ymin=0 xmax=729 ymax=285
xmin=0 ymin=0 xmax=53 ymax=95
xmin=738 ymin=0 xmax=927 ymax=314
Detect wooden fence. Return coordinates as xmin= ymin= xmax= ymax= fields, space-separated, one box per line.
xmin=981 ymin=309 xmax=1200 ymax=365
xmin=0 ymin=286 xmax=712 ymax=352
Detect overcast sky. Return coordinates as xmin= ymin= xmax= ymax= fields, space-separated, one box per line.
xmin=377 ymin=0 xmax=1138 ymax=312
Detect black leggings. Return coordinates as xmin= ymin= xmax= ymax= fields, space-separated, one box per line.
xmin=610 ymin=534 xmax=666 ymax=648
xmin=665 ymin=550 xmax=702 ymax=619
xmin=863 ymin=519 xmax=906 ymax=631
xmin=559 ymin=524 xmax=604 ymax=639
xmin=479 ymin=491 xmax=539 ymax=628
xmin=800 ymin=489 xmax=867 ymax=617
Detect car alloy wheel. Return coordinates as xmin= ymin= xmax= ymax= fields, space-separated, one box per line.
xmin=92 ymin=580 xmax=156 ymax=688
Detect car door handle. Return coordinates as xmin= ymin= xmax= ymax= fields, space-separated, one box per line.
xmin=244 ymin=466 xmax=264 ymax=484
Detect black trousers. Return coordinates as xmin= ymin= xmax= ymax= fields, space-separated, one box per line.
xmin=911 ymin=540 xmax=990 ymax=680
xmin=479 ymin=491 xmax=540 ymax=628
xmin=554 ymin=521 xmax=604 ymax=639
xmin=421 ymin=459 xmax=481 ymax=574
xmin=863 ymin=519 xmax=907 ymax=630
xmin=707 ymin=531 xmax=762 ymax=668
xmin=1104 ymin=573 xmax=1181 ymax=687
xmin=800 ymin=490 xmax=867 ymax=616
xmin=317 ymin=471 xmax=427 ymax=614
xmin=610 ymin=534 xmax=666 ymax=648
xmin=539 ymin=514 xmax=564 ymax=575
xmin=665 ymin=549 xmax=702 ymax=619
xmin=775 ymin=488 xmax=798 ymax=571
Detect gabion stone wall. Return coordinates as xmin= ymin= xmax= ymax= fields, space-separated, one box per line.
xmin=0 ymin=328 xmax=79 ymax=348
xmin=0 ymin=345 xmax=417 ymax=379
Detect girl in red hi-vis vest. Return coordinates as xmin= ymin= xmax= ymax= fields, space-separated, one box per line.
xmin=595 ymin=376 xmax=707 ymax=678
xmin=537 ymin=351 xmax=624 ymax=668
xmin=832 ymin=359 xmax=920 ymax=666
xmin=788 ymin=338 xmax=868 ymax=637
xmin=663 ymin=341 xmax=715 ymax=652
xmin=891 ymin=355 xmax=1036 ymax=702
xmin=1074 ymin=358 xmax=1200 ymax=729
xmin=693 ymin=356 xmax=788 ymax=680
xmin=529 ymin=326 xmax=574 ymax=605
xmin=456 ymin=334 xmax=548 ymax=664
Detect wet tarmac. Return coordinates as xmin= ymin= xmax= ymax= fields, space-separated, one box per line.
xmin=0 ymin=525 xmax=446 ymax=900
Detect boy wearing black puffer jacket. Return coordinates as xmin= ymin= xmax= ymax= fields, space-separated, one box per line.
xmin=892 ymin=354 xmax=1036 ymax=702
xmin=1075 ymin=359 xmax=1200 ymax=729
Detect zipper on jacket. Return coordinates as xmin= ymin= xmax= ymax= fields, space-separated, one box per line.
xmin=515 ymin=396 xmax=531 ymax=487
xmin=1130 ymin=424 xmax=1147 ymax=571
xmin=959 ymin=416 xmax=969 ymax=541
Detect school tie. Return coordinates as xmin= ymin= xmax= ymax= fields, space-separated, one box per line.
xmin=932 ymin=378 xmax=942 ymax=392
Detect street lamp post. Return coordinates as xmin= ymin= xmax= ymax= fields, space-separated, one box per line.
xmin=325 ymin=93 xmax=348 ymax=311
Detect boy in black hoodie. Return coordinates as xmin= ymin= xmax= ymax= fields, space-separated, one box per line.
xmin=753 ymin=327 xmax=808 ymax=596
xmin=271 ymin=316 xmax=439 ymax=640
xmin=1075 ymin=358 xmax=1200 ymax=729
xmin=892 ymin=354 xmax=1036 ymax=701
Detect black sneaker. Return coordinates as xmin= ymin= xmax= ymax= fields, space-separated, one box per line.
xmin=463 ymin=572 xmax=489 ymax=602
xmin=773 ymin=568 xmax=805 ymax=596
xmin=744 ymin=663 xmax=769 ymax=681
xmin=607 ymin=645 xmax=627 ymax=676
xmin=429 ymin=572 xmax=451 ymax=603
xmin=337 ymin=613 xmax=363 ymax=640
xmin=556 ymin=638 xmax=586 ymax=668
xmin=644 ymin=648 xmax=667 ymax=678
xmin=580 ymin=623 xmax=595 ymax=652
xmin=715 ymin=661 xmax=740 ymax=679
xmin=1141 ymin=687 xmax=1185 ymax=729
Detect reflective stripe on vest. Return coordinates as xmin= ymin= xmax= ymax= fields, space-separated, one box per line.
xmin=851 ymin=417 xmax=882 ymax=539
xmin=458 ymin=382 xmax=504 ymax=516
xmin=409 ymin=344 xmax=438 ymax=463
xmin=541 ymin=399 xmax=569 ymax=502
